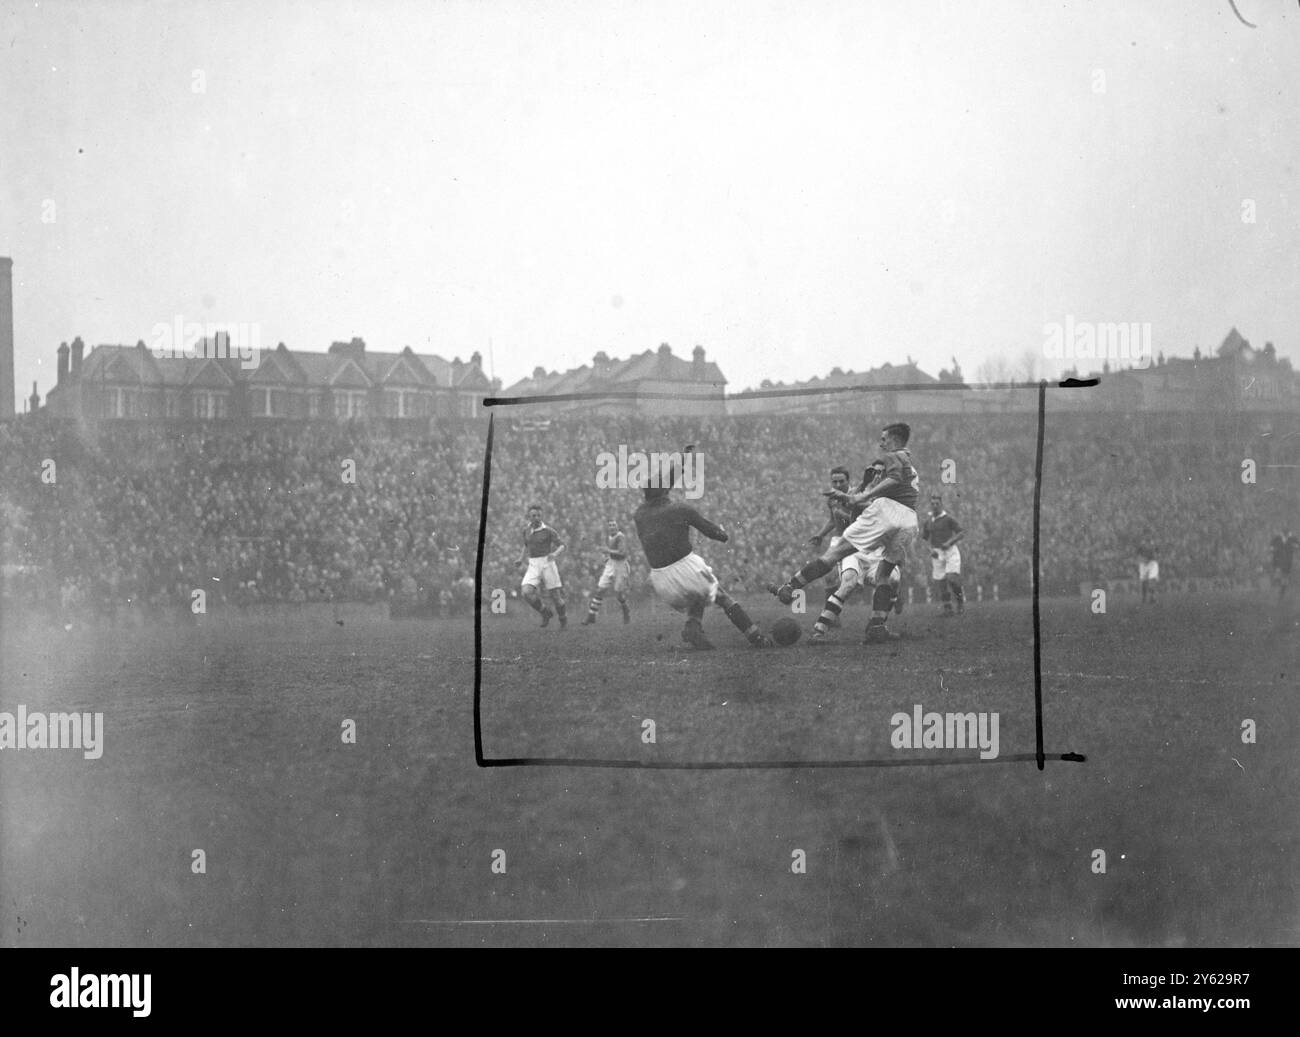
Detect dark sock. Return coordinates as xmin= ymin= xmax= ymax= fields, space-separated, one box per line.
xmin=791 ymin=558 xmax=834 ymax=589
xmin=556 ymin=602 xmax=566 ymax=619
xmin=526 ymin=596 xmax=543 ymax=614
xmin=872 ymin=584 xmax=894 ymax=615
xmin=588 ymin=593 xmax=603 ymax=616
xmin=951 ymin=580 xmax=964 ymax=604
xmin=723 ymin=600 xmax=761 ymax=639
xmin=814 ymin=593 xmax=845 ymax=632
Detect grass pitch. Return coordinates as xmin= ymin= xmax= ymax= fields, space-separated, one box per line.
xmin=1 ymin=592 xmax=1296 ymax=946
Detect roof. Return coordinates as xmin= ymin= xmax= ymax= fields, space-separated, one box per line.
xmin=68 ymin=340 xmax=495 ymax=392
xmin=503 ymin=344 xmax=726 ymax=397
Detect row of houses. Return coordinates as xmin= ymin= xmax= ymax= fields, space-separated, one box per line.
xmin=40 ymin=336 xmax=498 ymax=423
xmin=22 ymin=327 xmax=1300 ymax=425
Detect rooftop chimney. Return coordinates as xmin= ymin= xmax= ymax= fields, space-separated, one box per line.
xmin=29 ymin=380 xmax=39 ymax=413
xmin=328 ymin=337 xmax=366 ymax=363
xmin=692 ymin=345 xmax=706 ymax=380
xmin=0 ymin=257 xmax=13 ymax=418
xmin=57 ymin=341 xmax=70 ymax=386
xmin=71 ymin=336 xmax=85 ymax=378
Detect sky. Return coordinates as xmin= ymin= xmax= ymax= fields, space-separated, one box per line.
xmin=2 ymin=0 xmax=1299 ymax=407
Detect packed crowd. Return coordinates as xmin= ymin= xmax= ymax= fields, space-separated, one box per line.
xmin=0 ymin=408 xmax=1292 ymax=621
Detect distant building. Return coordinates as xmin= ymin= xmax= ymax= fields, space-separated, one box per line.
xmin=42 ymin=336 xmax=498 ymax=423
xmin=501 ymin=343 xmax=726 ymax=415
xmin=728 ymin=359 xmax=959 ymax=416
xmin=1065 ymin=327 xmax=1299 ymax=414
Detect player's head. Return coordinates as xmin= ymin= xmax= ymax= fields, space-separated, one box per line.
xmin=830 ymin=466 xmax=851 ymax=492
xmin=929 ymin=493 xmax=943 ymax=515
xmin=527 ymin=504 xmax=543 ymax=525
xmin=880 ymin=422 xmax=911 ymax=451
xmin=643 ymin=486 xmax=670 ymax=501
xmin=606 ymin=518 xmax=619 ymax=534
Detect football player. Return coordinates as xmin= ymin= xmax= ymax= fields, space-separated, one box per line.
xmin=633 ymin=485 xmax=772 ymax=650
xmin=583 ymin=518 xmax=632 ymax=624
xmin=923 ymin=494 xmax=965 ymax=615
xmin=518 ymin=504 xmax=567 ymax=628
xmin=809 ymin=461 xmax=884 ymax=643
xmin=770 ymin=422 xmax=919 ymax=643
xmin=1269 ymin=529 xmax=1297 ymax=602
xmin=1136 ymin=542 xmax=1159 ymax=604
xmin=807 ymin=466 xmax=855 ymax=625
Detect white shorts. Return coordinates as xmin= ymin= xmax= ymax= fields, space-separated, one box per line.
xmin=598 ymin=558 xmax=631 ymax=592
xmin=842 ymin=498 xmax=917 ymax=581
xmin=930 ymin=545 xmax=962 ymax=581
xmin=522 ymin=556 xmax=562 ymax=591
xmin=1138 ymin=560 xmax=1159 ymax=581
xmin=649 ymin=553 xmax=718 ymax=612
xmin=825 ymin=536 xmax=848 ymax=586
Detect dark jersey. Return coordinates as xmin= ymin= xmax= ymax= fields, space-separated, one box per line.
xmin=1137 ymin=545 xmax=1157 ymax=562
xmin=633 ymin=498 xmax=727 ymax=569
xmin=606 ymin=530 xmax=627 ymax=561
xmin=523 ymin=523 xmax=561 ymax=559
xmin=826 ymin=497 xmax=854 ymax=536
xmin=923 ymin=512 xmax=961 ymax=547
xmin=878 ymin=449 xmax=919 ymax=510
xmin=1272 ymin=535 xmax=1297 ymax=573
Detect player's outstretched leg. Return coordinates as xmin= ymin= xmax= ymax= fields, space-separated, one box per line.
xmin=947 ymin=574 xmax=965 ymax=614
xmin=715 ymin=588 xmax=773 ymax=647
xmin=811 ymin=569 xmax=860 ymax=643
xmin=681 ymin=599 xmax=713 ymax=650
xmin=810 ymin=591 xmax=847 ymax=642
xmin=822 ymin=569 xmax=842 ymax=627
xmin=864 ymin=562 xmax=901 ymax=644
xmin=583 ymin=589 xmax=603 ymax=624
xmin=550 ymin=588 xmax=567 ymax=629
xmin=768 ymin=554 xmax=838 ymax=605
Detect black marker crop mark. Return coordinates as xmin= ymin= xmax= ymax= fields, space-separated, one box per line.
xmin=472 ymin=379 xmax=1089 ymax=770
xmin=1033 ymin=382 xmax=1046 ymax=769
xmin=1229 ymin=0 xmax=1300 ymax=28
xmin=472 ymin=413 xmax=494 ymax=767
xmin=1229 ymin=0 xmax=1257 ymax=27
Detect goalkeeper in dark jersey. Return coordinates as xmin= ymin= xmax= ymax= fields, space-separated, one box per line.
xmin=633 ymin=486 xmax=772 ymax=650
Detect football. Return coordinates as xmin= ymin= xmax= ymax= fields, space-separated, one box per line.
xmin=771 ymin=617 xmax=802 ymax=646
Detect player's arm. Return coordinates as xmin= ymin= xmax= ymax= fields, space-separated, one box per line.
xmin=832 ymin=476 xmax=900 ymax=507
xmin=686 ymin=507 xmax=729 ymax=542
xmin=941 ymin=530 xmax=965 ymax=550
xmin=547 ymin=531 xmax=565 ymax=560
xmin=808 ymin=514 xmax=836 ymax=547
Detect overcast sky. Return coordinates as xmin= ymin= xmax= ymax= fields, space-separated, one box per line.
xmin=2 ymin=0 xmax=1298 ymax=406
